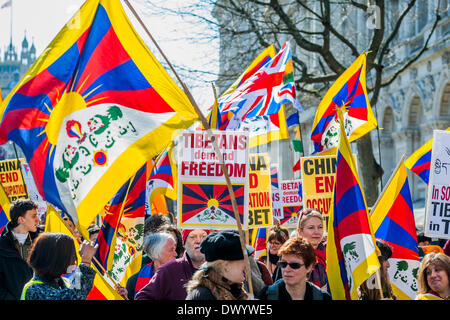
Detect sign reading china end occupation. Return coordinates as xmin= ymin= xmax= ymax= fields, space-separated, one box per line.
xmin=425 ymin=130 xmax=450 ymax=239
xmin=177 ymin=131 xmax=249 ymax=230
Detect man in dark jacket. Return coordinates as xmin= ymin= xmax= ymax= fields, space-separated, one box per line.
xmin=0 ymin=199 xmax=40 ymax=299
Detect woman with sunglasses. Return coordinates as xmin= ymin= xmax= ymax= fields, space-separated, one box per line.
xmin=257 ymin=236 xmax=331 ymax=300
xmin=297 ymin=208 xmax=327 ymax=290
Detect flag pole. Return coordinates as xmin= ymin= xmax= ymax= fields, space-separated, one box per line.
xmin=123 ymin=0 xmax=254 ymax=297
xmin=369 ymin=153 xmax=407 ymax=216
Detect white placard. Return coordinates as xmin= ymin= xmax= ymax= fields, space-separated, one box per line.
xmin=425 ymin=130 xmax=450 ymax=239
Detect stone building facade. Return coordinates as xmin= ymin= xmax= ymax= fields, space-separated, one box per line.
xmin=212 ymin=1 xmax=450 ymax=225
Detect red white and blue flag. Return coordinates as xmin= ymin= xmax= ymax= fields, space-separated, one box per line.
xmin=218 ymin=42 xmax=302 ymax=130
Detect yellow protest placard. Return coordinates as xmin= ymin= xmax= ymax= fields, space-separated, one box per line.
xmin=0 ymin=159 xmax=28 ymax=202
xmin=301 ymin=154 xmax=356 ymax=217
xmin=248 ymin=153 xmax=273 ymax=229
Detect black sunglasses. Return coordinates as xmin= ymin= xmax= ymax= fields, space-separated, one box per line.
xmin=277 ymin=261 xmax=304 ymax=269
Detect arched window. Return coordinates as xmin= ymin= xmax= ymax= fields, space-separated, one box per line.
xmin=439 ymin=82 xmax=450 ymax=119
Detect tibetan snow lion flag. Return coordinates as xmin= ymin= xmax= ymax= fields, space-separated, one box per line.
xmin=404 ymin=127 xmax=450 ymax=185
xmin=326 ymin=107 xmax=380 ymax=300
xmin=94 ymin=163 xmax=147 ymax=287
xmin=218 ymin=41 xmax=302 ymax=130
xmin=311 ymin=53 xmax=377 ymax=154
xmin=370 ymin=159 xmax=420 ymax=300
xmin=147 ymin=145 xmax=177 ymax=204
xmin=0 ymin=0 xmax=198 ymax=236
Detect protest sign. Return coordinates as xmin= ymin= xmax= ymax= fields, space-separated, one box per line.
xmin=177 ymin=130 xmax=249 ymax=229
xmin=301 ymin=154 xmax=356 ymax=217
xmin=0 ymin=158 xmax=28 ymax=201
xmin=248 ymin=153 xmax=273 ymax=229
xmin=425 ymin=130 xmax=450 ymax=239
xmin=280 ymin=179 xmax=303 ymax=206
xmin=270 ymin=167 xmax=283 ymax=219
xmin=280 ymin=205 xmax=302 ymax=228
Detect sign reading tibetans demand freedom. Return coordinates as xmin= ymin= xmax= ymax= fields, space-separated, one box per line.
xmin=248 ymin=153 xmax=273 ymax=229
xmin=280 ymin=179 xmax=303 ymax=206
xmin=425 ymin=130 xmax=450 ymax=239
xmin=177 ymin=130 xmax=249 ymax=229
xmin=0 ymin=158 xmax=28 ymax=201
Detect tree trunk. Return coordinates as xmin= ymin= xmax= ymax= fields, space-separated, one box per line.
xmin=356 ymin=133 xmax=383 ymax=207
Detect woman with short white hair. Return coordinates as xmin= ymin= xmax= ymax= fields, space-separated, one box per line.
xmin=128 ymin=232 xmax=177 ymax=299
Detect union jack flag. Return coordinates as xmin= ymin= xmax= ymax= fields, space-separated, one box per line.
xmin=218 ymin=42 xmax=302 ymax=130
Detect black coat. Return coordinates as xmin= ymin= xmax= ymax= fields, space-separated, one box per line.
xmin=0 ymin=222 xmax=39 ymax=299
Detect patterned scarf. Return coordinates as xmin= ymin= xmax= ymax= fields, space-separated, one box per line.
xmin=196 ymin=268 xmax=248 ymax=300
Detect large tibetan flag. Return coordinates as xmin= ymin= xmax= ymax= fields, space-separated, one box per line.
xmin=311 ymin=53 xmax=376 ymax=154
xmin=326 ymin=107 xmax=380 ymax=300
xmin=370 ymin=159 xmax=420 ymax=300
xmin=405 ymin=127 xmax=450 ymax=184
xmin=219 ymin=42 xmax=302 ymax=129
xmin=0 ymin=183 xmax=11 ymax=233
xmin=0 ymin=0 xmax=198 ymax=236
xmin=251 ymin=227 xmax=267 ymax=260
xmin=93 ymin=163 xmax=146 ymax=287
xmin=146 ymin=145 xmax=176 ymax=204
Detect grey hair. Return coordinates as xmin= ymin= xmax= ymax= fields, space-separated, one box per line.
xmin=143 ymin=232 xmax=175 ymax=261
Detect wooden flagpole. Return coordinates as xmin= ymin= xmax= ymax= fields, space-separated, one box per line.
xmin=123 ymin=0 xmax=254 ymax=297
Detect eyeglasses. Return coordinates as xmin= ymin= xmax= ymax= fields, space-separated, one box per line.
xmin=277 ymin=261 xmax=304 ymax=269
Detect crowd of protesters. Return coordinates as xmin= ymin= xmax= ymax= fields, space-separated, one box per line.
xmin=0 ymin=198 xmax=449 ymax=300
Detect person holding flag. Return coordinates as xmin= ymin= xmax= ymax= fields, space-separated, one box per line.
xmin=21 ymin=232 xmax=98 ymax=300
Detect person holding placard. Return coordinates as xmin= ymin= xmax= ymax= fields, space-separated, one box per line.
xmin=297 ymin=208 xmax=327 ymax=290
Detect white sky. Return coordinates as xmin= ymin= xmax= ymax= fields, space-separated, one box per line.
xmin=0 ymin=0 xmax=218 ymax=113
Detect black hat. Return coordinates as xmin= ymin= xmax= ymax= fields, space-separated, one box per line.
xmin=200 ymin=230 xmax=254 ymax=262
